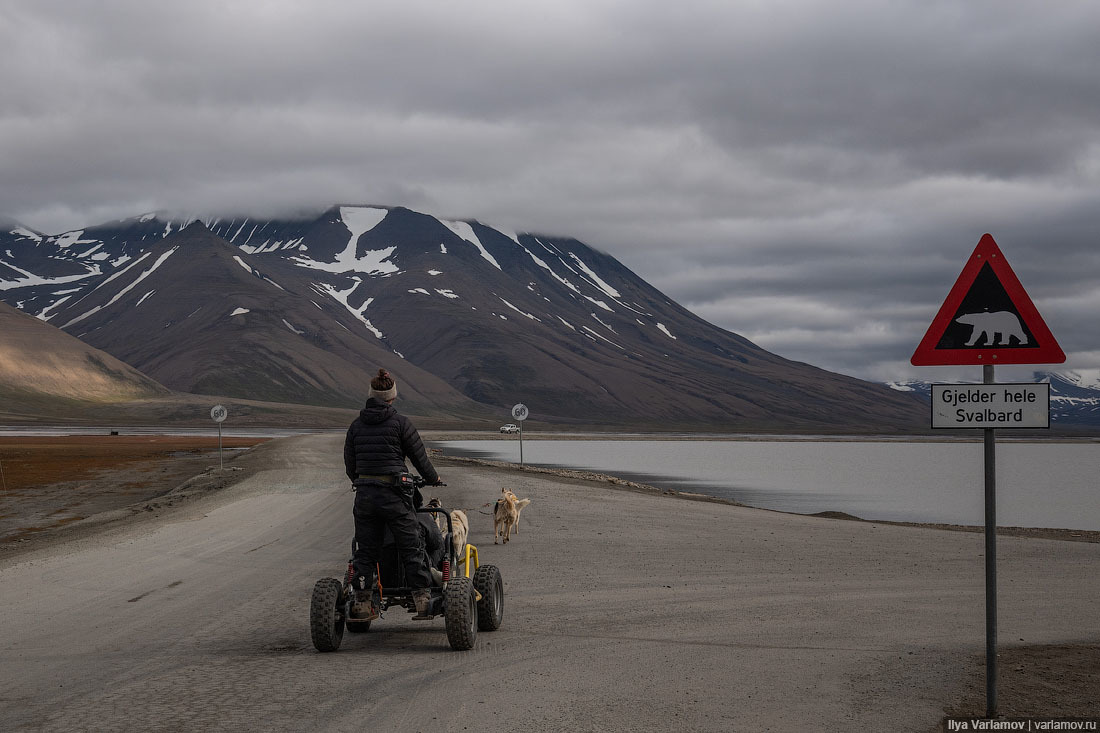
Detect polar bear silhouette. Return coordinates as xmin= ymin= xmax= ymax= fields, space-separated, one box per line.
xmin=955 ymin=311 xmax=1028 ymax=346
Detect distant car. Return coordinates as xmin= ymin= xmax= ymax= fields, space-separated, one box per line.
xmin=499 ymin=424 xmax=519 ymax=434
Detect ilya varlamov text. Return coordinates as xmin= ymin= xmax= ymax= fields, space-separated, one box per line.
xmin=945 ymin=719 xmax=1098 ymax=731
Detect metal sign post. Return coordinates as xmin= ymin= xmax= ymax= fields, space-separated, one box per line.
xmin=511 ymin=403 xmax=529 ymax=466
xmin=982 ymin=365 xmax=998 ymax=717
xmin=210 ymin=404 xmax=228 ymax=469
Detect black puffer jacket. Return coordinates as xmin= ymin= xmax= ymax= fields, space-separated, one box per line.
xmin=343 ymin=398 xmax=439 ymax=484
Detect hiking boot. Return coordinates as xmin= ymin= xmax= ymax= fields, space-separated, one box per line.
xmin=349 ymin=575 xmax=379 ymax=621
xmin=411 ymin=588 xmax=433 ymax=620
xmin=349 ymin=591 xmax=379 ymax=620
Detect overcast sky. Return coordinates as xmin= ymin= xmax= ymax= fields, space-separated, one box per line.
xmin=3 ymin=1 xmax=1098 ymax=383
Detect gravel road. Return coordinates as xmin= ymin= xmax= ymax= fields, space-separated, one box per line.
xmin=1 ymin=433 xmax=1097 ymax=732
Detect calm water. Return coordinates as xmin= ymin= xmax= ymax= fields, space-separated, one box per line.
xmin=434 ymin=439 xmax=1100 ymax=531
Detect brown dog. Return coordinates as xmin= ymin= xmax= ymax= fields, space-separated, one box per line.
xmin=494 ymin=488 xmax=533 ymax=543
xmin=494 ymin=488 xmax=518 ymax=544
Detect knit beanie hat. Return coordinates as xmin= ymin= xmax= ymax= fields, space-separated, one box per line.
xmin=368 ymin=368 xmax=397 ymax=401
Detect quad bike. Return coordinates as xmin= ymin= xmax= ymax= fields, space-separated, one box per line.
xmin=310 ymin=477 xmax=504 ymax=652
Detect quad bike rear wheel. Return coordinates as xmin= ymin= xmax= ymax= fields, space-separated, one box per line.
xmin=310 ymin=578 xmax=345 ymax=652
xmin=444 ymin=577 xmax=478 ymax=651
xmin=472 ymin=564 xmax=504 ymax=631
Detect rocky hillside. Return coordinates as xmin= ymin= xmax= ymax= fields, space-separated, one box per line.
xmin=0 ymin=300 xmax=169 ymax=419
xmin=1 ymin=207 xmax=928 ymax=431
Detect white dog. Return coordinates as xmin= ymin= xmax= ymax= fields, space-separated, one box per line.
xmin=450 ymin=509 xmax=469 ymax=556
xmin=513 ymin=497 xmax=531 ymax=534
xmin=427 ymin=497 xmax=469 ymax=557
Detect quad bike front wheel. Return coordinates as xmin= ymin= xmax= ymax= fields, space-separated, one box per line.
xmin=310 ymin=578 xmax=345 ymax=652
xmin=472 ymin=564 xmax=504 ymax=631
xmin=444 ymin=577 xmax=478 ymax=651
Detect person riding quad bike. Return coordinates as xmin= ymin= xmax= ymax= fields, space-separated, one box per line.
xmin=343 ymin=368 xmax=443 ymax=621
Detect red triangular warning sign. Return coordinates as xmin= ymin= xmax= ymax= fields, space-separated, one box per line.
xmin=911 ymin=234 xmax=1065 ymax=366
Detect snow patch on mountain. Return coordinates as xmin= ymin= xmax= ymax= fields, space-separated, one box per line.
xmin=1058 ymin=369 xmax=1100 ymax=390
xmin=569 ymin=253 xmax=621 ymax=299
xmin=292 ymin=207 xmax=396 ymax=275
xmin=582 ymin=325 xmax=623 ymax=349
xmin=230 ymin=255 xmax=285 ymax=290
xmin=435 ymin=289 xmax=458 ymax=299
xmin=583 ymin=295 xmax=613 ymax=312
xmin=315 ymin=280 xmax=385 ymax=339
xmin=499 ymin=297 xmax=541 ymax=321
xmin=521 ymin=244 xmax=581 ymax=294
xmin=230 ymin=308 xmax=250 ymax=316
xmin=341 ymin=206 xmax=388 ymax=236
xmin=54 ymin=230 xmax=99 ymax=249
xmin=591 ymin=313 xmax=617 ymax=333
xmin=37 ymin=296 xmax=72 ymax=321
xmin=84 ymin=252 xmax=152 ymax=299
xmin=296 ymin=246 xmax=398 ymax=275
xmin=885 ymin=381 xmax=918 ymax=392
xmin=0 ymin=259 xmax=102 ymax=291
xmin=240 ymin=238 xmax=302 ymax=255
xmin=494 ymin=227 xmax=522 ymax=245
xmin=63 ymin=247 xmax=178 ymax=328
xmin=283 ymin=319 xmax=304 ymax=335
xmin=656 ymin=323 xmax=677 ymax=339
xmin=10 ymin=227 xmax=42 ymax=242
xmin=439 ymin=219 xmax=501 ymax=270
xmin=363 ymin=320 xmax=384 ymax=338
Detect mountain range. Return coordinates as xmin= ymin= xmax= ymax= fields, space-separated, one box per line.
xmin=1 ymin=205 xmax=930 ymax=431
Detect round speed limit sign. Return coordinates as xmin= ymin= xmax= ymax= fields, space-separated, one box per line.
xmin=511 ymin=403 xmax=529 ymax=421
xmin=210 ymin=404 xmax=228 ymax=423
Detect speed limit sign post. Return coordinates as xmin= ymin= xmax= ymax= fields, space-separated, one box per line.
xmin=511 ymin=403 xmax=529 ymax=466
xmin=210 ymin=404 xmax=228 ymax=469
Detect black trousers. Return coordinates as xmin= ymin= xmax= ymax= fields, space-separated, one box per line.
xmin=352 ymin=485 xmax=432 ymax=589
